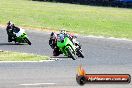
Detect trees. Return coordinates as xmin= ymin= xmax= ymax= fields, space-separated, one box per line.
xmin=32 ymin=0 xmax=132 ymax=7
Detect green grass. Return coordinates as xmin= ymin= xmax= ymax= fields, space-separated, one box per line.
xmin=0 ymin=50 xmax=49 ymax=61
xmin=0 ymin=0 xmax=132 ymax=38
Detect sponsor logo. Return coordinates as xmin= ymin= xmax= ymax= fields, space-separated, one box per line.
xmin=76 ymin=65 xmax=131 ymax=85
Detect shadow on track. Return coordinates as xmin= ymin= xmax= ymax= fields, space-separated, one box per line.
xmin=50 ymin=56 xmax=69 ymax=60
xmin=49 ymin=56 xmax=80 ymax=61
xmin=50 ymin=56 xmax=68 ymax=58
xmin=0 ymin=43 xmax=26 ymax=46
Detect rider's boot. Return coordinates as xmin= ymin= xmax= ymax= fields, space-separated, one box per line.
xmin=8 ymin=36 xmax=12 ymax=42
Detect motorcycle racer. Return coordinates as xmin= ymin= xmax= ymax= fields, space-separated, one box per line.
xmin=49 ymin=30 xmax=82 ymax=56
xmin=6 ymin=21 xmax=31 ymax=45
xmin=6 ymin=21 xmax=20 ymax=42
xmin=6 ymin=21 xmax=15 ymax=42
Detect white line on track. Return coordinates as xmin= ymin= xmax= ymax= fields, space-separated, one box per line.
xmin=0 ymin=60 xmax=55 ymax=63
xmin=81 ymin=35 xmax=132 ymax=42
xmin=20 ymin=83 xmax=56 ymax=86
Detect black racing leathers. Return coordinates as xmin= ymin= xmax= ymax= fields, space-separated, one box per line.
xmin=6 ymin=25 xmax=15 ymax=42
xmin=6 ymin=26 xmax=20 ymax=42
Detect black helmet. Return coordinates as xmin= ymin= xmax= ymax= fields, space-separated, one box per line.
xmin=11 ymin=23 xmax=15 ymax=27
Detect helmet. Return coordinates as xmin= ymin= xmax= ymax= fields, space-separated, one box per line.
xmin=58 ymin=33 xmax=64 ymax=41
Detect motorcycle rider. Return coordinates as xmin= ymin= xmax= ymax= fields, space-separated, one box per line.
xmin=49 ymin=32 xmax=60 ymax=56
xmin=49 ymin=30 xmax=81 ymax=56
xmin=49 ymin=32 xmax=57 ymax=49
xmin=6 ymin=21 xmax=20 ymax=42
xmin=6 ymin=21 xmax=15 ymax=42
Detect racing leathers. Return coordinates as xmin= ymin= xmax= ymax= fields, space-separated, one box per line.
xmin=6 ymin=24 xmax=15 ymax=42
xmin=6 ymin=22 xmax=21 ymax=42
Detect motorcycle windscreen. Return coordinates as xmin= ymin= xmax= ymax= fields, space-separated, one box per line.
xmin=15 ymin=29 xmax=25 ymax=37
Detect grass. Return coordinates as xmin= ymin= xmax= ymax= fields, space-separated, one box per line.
xmin=0 ymin=0 xmax=132 ymax=38
xmin=0 ymin=50 xmax=49 ymax=61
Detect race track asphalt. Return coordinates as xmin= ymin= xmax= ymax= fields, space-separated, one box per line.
xmin=0 ymin=27 xmax=132 ymax=88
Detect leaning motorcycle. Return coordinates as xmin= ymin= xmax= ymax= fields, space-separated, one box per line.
xmin=57 ymin=34 xmax=77 ymax=60
xmin=9 ymin=28 xmax=31 ymax=45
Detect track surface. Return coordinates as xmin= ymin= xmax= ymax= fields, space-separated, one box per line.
xmin=0 ymin=27 xmax=132 ymax=88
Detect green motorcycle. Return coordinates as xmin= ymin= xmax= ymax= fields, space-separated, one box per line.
xmin=10 ymin=28 xmax=31 ymax=45
xmin=57 ymin=34 xmax=77 ymax=60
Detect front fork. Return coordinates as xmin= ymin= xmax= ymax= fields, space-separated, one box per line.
xmin=65 ymin=46 xmax=76 ymax=56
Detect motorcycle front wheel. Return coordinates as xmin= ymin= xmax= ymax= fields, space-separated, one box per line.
xmin=76 ymin=49 xmax=84 ymax=58
xmin=66 ymin=47 xmax=77 ymax=60
xmin=24 ymin=37 xmax=31 ymax=45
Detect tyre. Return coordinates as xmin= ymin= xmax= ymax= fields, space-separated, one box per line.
xmin=77 ymin=49 xmax=84 ymax=58
xmin=67 ymin=47 xmax=77 ymax=60
xmin=24 ymin=37 xmax=31 ymax=45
